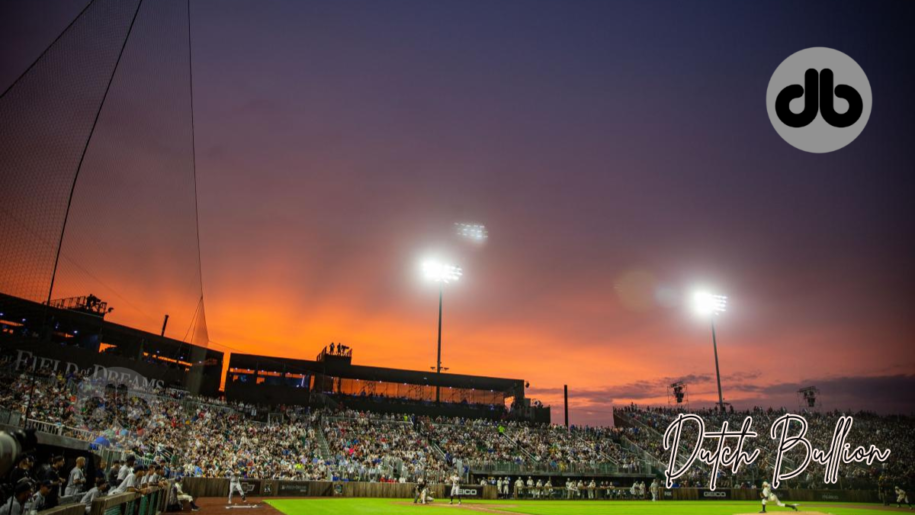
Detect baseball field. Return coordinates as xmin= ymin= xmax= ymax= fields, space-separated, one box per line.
xmin=266 ymin=498 xmax=910 ymax=515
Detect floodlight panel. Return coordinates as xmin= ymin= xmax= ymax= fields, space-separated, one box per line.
xmin=693 ymin=291 xmax=727 ymax=316
xmin=455 ymin=223 xmax=488 ymax=241
xmin=422 ymin=260 xmax=463 ymax=283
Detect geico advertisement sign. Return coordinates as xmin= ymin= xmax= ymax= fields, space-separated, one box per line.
xmin=699 ymin=489 xmax=730 ymax=500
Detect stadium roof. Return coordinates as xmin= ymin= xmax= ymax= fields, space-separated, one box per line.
xmin=228 ymin=352 xmax=524 ymax=393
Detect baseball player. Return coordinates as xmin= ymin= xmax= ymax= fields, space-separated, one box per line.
xmin=171 ymin=477 xmax=201 ymax=511
xmin=895 ymin=486 xmax=912 ymax=508
xmin=650 ymin=478 xmax=659 ymax=501
xmin=65 ymin=457 xmax=87 ymax=496
xmin=80 ymin=480 xmax=109 ymax=515
xmin=760 ymin=481 xmax=798 ymax=512
xmin=117 ymin=457 xmax=135 ymax=487
xmin=449 ymin=473 xmax=462 ymax=505
xmin=227 ymin=470 xmax=247 ymax=504
xmin=413 ymin=479 xmax=424 ymax=504
xmin=421 ymin=480 xmax=433 ymax=504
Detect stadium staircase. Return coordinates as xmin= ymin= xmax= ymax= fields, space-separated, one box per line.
xmin=620 ymin=435 xmax=665 ymax=475
xmin=311 ymin=390 xmax=344 ymax=411
xmin=315 ymin=420 xmax=333 ymax=459
xmin=614 ymin=410 xmax=688 ymax=473
xmin=506 ymin=433 xmax=538 ymax=462
xmin=429 ymin=440 xmax=448 ymax=461
xmin=412 ymin=418 xmax=449 ymax=462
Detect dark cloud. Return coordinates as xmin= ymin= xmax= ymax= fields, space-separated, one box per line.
xmin=531 ymin=373 xmax=716 ymax=404
xmin=535 ymin=374 xmax=915 ymax=420
xmin=749 ymin=374 xmax=915 ymax=415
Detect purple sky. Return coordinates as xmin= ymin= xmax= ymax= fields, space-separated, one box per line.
xmin=1 ymin=0 xmax=913 ymax=424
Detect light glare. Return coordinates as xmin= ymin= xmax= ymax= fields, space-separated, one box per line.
xmin=422 ymin=260 xmax=463 ymax=284
xmin=693 ymin=291 xmax=727 ymax=316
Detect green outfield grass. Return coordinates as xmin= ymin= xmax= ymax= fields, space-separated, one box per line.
xmin=267 ymin=498 xmax=901 ymax=515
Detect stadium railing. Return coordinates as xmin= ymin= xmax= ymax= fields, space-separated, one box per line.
xmin=507 ymin=485 xmax=653 ymax=500
xmin=38 ymin=502 xmax=86 ymax=515
xmin=0 ymin=407 xmax=21 ymax=425
xmin=467 ymin=459 xmax=619 ymax=476
xmin=22 ymin=419 xmax=108 ymax=448
xmin=618 ymin=436 xmax=663 ymax=473
xmin=89 ymin=487 xmax=168 ymax=515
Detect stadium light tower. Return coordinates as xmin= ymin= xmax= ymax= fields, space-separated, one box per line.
xmin=421 ymin=259 xmax=462 ymax=403
xmin=692 ymin=291 xmax=728 ymax=410
xmin=455 ymin=223 xmax=488 ymax=242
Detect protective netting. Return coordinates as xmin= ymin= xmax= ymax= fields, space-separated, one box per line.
xmin=0 ymin=0 xmax=208 ymax=349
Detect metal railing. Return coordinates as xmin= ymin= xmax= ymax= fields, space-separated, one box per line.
xmin=24 ymin=419 xmax=95 ymax=441
xmin=89 ymin=485 xmax=169 ymax=515
xmin=0 ymin=407 xmax=21 ymax=426
xmin=467 ymin=459 xmax=618 ymax=476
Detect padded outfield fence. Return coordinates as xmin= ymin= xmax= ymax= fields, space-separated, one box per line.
xmin=178 ymin=477 xmax=879 ymax=503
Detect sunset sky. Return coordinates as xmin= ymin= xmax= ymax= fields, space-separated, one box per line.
xmin=1 ymin=0 xmax=913 ymax=425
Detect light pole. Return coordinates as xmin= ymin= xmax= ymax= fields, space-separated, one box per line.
xmin=421 ymin=260 xmax=462 ymax=403
xmin=692 ymin=291 xmax=728 ymax=411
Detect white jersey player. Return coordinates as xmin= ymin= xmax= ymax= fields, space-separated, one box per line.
xmin=227 ymin=471 xmax=247 ymax=504
xmin=421 ymin=480 xmax=433 ymax=504
xmin=449 ymin=474 xmax=462 ymax=505
xmin=895 ymin=486 xmax=912 ymax=508
xmin=760 ymin=481 xmax=798 ymax=512
xmin=650 ymin=479 xmax=659 ymax=501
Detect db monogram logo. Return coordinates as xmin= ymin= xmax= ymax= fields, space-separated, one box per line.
xmin=776 ymin=69 xmax=863 ymax=128
xmin=766 ymin=48 xmax=871 ymax=153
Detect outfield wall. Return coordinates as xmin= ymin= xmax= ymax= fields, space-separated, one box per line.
xmin=182 ymin=478 xmax=498 ymax=500
xmin=663 ymin=487 xmax=878 ymax=503
xmin=181 ymin=478 xmax=876 ymax=503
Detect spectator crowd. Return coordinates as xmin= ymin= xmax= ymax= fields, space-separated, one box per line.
xmin=2 ymin=367 xmax=912 ymax=512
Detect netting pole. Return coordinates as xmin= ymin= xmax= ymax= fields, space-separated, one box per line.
xmin=564 ymin=384 xmax=569 ymax=428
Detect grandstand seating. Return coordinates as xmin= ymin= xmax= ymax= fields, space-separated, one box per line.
xmin=0 ymin=367 xmax=911 ymax=492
